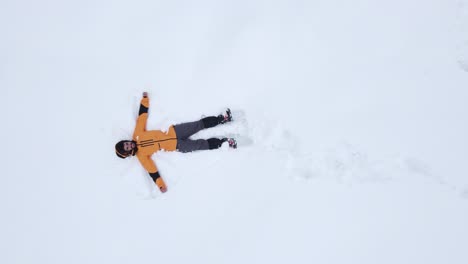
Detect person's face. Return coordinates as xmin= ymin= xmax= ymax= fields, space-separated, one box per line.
xmin=123 ymin=141 xmax=135 ymax=152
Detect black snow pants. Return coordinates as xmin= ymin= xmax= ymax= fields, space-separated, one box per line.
xmin=173 ymin=116 xmax=226 ymax=153
xmin=174 ymin=120 xmax=209 ymax=153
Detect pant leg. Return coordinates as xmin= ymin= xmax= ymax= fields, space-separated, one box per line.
xmin=173 ymin=120 xmax=204 ymax=140
xmin=177 ymin=139 xmax=210 ymax=153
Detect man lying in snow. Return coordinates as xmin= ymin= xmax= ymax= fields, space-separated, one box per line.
xmin=115 ymin=92 xmax=237 ymax=193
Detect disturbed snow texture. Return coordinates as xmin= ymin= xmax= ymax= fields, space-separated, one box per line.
xmin=2 ymin=0 xmax=468 ymax=264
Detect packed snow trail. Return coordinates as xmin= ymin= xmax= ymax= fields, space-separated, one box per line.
xmin=122 ymin=107 xmax=467 ymax=199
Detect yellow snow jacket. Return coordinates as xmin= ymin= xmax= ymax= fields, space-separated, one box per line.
xmin=133 ymin=97 xmax=177 ymax=191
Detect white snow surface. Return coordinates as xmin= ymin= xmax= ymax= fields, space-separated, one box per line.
xmin=2 ymin=0 xmax=468 ymax=263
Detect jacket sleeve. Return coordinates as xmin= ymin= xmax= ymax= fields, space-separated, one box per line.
xmin=133 ymin=97 xmax=149 ymax=138
xmin=137 ymin=154 xmax=158 ymax=176
xmin=137 ymin=155 xmax=167 ymax=191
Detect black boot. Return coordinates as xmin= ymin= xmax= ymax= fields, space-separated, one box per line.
xmin=207 ymin=138 xmax=227 ymax=149
xmin=219 ymin=108 xmax=232 ymax=124
xmin=226 ymin=138 xmax=237 ymax=149
xmin=202 ymin=116 xmax=223 ymax=128
xmin=201 ymin=108 xmax=232 ymax=128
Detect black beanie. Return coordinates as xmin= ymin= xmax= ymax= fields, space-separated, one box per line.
xmin=115 ymin=140 xmax=129 ymax=159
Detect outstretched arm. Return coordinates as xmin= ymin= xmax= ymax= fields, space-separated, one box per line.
xmin=133 ymin=92 xmax=150 ymax=138
xmin=150 ymin=171 xmax=167 ymax=193
xmin=137 ymin=155 xmax=168 ymax=193
xmin=139 ymin=92 xmax=149 ymax=115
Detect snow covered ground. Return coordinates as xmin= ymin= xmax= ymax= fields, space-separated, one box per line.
xmin=2 ymin=0 xmax=468 ymax=263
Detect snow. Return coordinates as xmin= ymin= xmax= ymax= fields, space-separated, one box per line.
xmin=2 ymin=0 xmax=468 ymax=263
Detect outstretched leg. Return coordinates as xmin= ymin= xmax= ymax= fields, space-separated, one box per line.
xmin=201 ymin=108 xmax=232 ymax=128
xmin=174 ymin=109 xmax=232 ymax=140
xmin=177 ymin=139 xmax=210 ymax=153
xmin=173 ymin=120 xmax=205 ymax=140
xmin=177 ymin=138 xmax=228 ymax=153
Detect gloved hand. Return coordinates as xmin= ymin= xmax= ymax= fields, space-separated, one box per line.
xmin=155 ymin=177 xmax=167 ymax=193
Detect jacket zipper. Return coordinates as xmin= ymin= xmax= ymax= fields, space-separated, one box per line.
xmin=137 ymin=138 xmax=177 ymax=148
